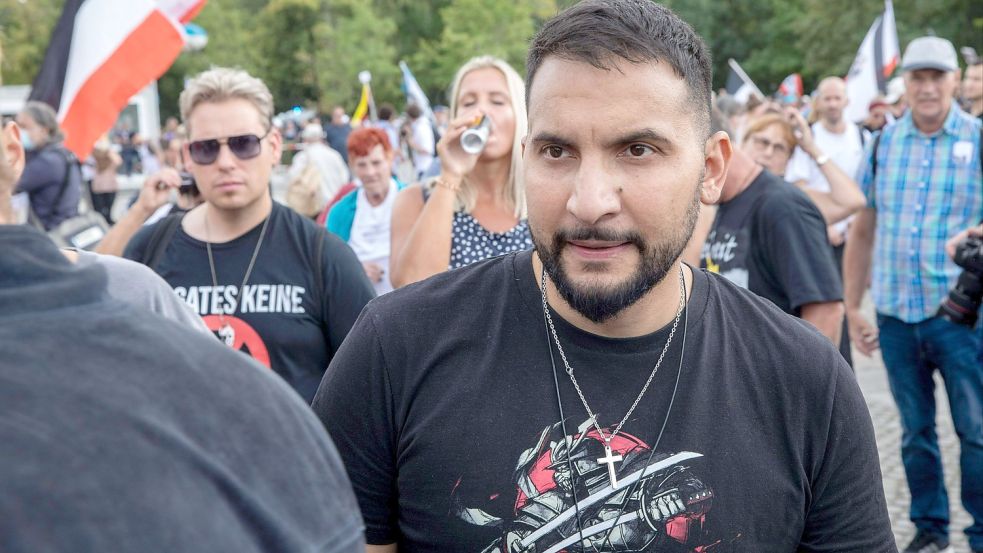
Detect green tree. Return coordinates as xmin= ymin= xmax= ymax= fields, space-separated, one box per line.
xmin=316 ymin=0 xmax=400 ymax=111
xmin=0 ymin=0 xmax=62 ymax=86
xmin=257 ymin=0 xmax=324 ymax=112
xmin=157 ymin=0 xmax=264 ymax=120
xmin=410 ymin=0 xmax=538 ymax=105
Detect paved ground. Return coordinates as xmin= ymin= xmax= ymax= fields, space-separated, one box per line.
xmin=853 ymin=299 xmax=972 ymax=552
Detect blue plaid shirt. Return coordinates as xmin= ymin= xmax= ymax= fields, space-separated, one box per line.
xmin=859 ymin=103 xmax=983 ymax=323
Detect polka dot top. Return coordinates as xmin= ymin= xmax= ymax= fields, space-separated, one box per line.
xmin=448 ymin=210 xmax=534 ymax=269
xmin=422 ymin=186 xmax=534 ymax=269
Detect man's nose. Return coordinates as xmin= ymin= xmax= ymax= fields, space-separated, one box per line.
xmin=214 ymin=142 xmax=238 ymax=169
xmin=566 ymin=155 xmax=621 ymax=225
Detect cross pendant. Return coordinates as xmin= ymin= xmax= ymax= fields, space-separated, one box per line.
xmin=597 ymin=443 xmax=623 ymax=488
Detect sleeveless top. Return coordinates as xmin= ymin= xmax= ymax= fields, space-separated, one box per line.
xmin=421 ymin=186 xmax=534 ymax=269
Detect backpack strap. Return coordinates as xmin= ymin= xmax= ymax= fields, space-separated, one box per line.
xmin=30 ymin=147 xmax=78 ymax=227
xmin=141 ymin=212 xmax=184 ymax=271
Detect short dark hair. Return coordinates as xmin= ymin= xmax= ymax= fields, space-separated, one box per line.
xmin=378 ymin=103 xmax=395 ymax=121
xmin=406 ymin=104 xmax=422 ymax=119
xmin=526 ymin=0 xmax=712 ymax=136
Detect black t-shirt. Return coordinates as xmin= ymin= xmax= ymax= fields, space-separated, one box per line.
xmin=1 ymin=225 xmax=364 ymax=552
xmin=125 ymin=201 xmax=375 ymax=402
xmin=700 ymin=170 xmax=842 ymax=316
xmin=312 ymin=250 xmax=894 ymax=552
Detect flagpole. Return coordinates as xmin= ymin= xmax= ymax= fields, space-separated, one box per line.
xmin=727 ymin=58 xmax=764 ymax=99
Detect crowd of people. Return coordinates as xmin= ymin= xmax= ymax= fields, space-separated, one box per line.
xmin=1 ymin=0 xmax=981 ymax=551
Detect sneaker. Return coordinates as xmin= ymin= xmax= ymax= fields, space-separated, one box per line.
xmin=903 ymin=531 xmax=952 ymax=553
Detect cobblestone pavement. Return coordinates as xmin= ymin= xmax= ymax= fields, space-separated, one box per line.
xmin=853 ymin=300 xmax=972 ymax=552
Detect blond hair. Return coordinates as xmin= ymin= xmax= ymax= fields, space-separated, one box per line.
xmin=440 ymin=56 xmax=527 ymax=218
xmin=179 ymin=67 xmax=274 ymax=133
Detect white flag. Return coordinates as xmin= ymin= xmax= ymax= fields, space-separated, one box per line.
xmin=845 ymin=0 xmax=899 ymax=123
xmin=399 ymin=60 xmax=434 ymax=122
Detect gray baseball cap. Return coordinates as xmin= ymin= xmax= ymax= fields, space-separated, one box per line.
xmin=902 ymin=36 xmax=959 ymax=72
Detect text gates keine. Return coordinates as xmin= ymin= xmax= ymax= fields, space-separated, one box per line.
xmin=174 ymin=284 xmax=307 ymax=315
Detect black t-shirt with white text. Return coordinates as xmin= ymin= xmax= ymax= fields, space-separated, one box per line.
xmin=125 ymin=202 xmax=375 ymax=402
xmin=700 ymin=170 xmax=842 ymax=316
xmin=312 ymin=250 xmax=894 ymax=552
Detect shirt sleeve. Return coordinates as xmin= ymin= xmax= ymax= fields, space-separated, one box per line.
xmin=784 ymin=146 xmax=813 ymax=184
xmin=311 ymin=306 xmax=398 ymax=545
xmin=798 ymin=360 xmax=896 ymax=551
xmin=320 ymin=230 xmax=376 ymax=356
xmin=758 ymin=192 xmax=843 ymax=314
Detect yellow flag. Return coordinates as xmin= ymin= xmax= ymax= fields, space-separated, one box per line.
xmin=351 ymin=83 xmax=370 ymax=125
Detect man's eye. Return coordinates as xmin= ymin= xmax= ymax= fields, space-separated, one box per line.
xmin=543 ymin=145 xmax=566 ymax=159
xmin=626 ymin=144 xmax=655 ymax=158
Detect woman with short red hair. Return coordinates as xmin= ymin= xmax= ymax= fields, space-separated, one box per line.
xmin=325 ymin=127 xmax=405 ymax=294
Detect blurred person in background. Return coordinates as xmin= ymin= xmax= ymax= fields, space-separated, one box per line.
xmin=741 ymin=112 xmax=865 ymax=226
xmin=863 ymin=97 xmax=891 ymax=133
xmin=325 ymin=106 xmax=352 ymax=163
xmin=89 ymin=137 xmax=121 ymax=224
xmin=962 ymin=59 xmax=983 ymax=120
xmin=399 ymin=103 xmax=435 ymax=180
xmin=390 ymin=56 xmax=533 ymax=288
xmin=289 ymin=122 xmax=348 ymax=203
xmin=14 ymin=101 xmax=81 ymax=230
xmin=122 ymin=67 xmax=374 ymax=403
xmin=327 ymin=128 xmax=405 ymax=295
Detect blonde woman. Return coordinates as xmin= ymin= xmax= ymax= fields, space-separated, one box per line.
xmin=390 ymin=56 xmax=532 ymax=287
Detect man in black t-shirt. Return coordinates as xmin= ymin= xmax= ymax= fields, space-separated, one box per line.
xmin=125 ymin=68 xmax=374 ymax=402
xmin=313 ymin=1 xmax=895 ymax=551
xmin=700 ymin=144 xmax=848 ymax=356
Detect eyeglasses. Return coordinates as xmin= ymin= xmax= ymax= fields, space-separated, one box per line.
xmin=749 ymin=135 xmax=790 ymax=157
xmin=188 ymin=130 xmax=270 ymax=165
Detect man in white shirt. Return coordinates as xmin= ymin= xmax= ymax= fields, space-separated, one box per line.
xmin=289 ymin=122 xmax=349 ymax=201
xmin=400 ymin=104 xmax=434 ymax=180
xmin=326 ymin=128 xmax=403 ymax=294
xmin=787 ymin=77 xmax=869 ymax=257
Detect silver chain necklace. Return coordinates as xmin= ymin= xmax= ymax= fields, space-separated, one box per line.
xmin=539 ymin=264 xmax=685 ymax=487
xmin=205 ymin=208 xmax=271 ymax=347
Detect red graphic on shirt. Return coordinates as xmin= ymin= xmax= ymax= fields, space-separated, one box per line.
xmin=202 ymin=315 xmax=272 ymax=368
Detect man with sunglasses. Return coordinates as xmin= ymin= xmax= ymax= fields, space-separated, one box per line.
xmin=125 ymin=68 xmax=375 ymax=402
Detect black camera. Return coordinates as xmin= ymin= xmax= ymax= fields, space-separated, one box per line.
xmin=179 ymin=171 xmax=198 ymax=196
xmin=937 ymin=235 xmax=983 ymax=327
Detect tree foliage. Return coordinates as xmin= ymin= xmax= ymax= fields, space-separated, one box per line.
xmin=2 ymin=0 xmax=981 ymax=120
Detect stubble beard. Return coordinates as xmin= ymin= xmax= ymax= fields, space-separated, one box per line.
xmin=534 ymin=180 xmax=703 ymax=324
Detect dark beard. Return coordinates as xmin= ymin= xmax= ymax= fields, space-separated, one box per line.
xmin=533 ymin=184 xmax=702 ymax=324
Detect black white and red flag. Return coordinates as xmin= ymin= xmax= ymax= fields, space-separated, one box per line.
xmin=844 ymin=0 xmax=899 ymax=123
xmin=724 ymin=58 xmax=763 ymax=104
xmin=28 ymin=0 xmax=206 ymax=159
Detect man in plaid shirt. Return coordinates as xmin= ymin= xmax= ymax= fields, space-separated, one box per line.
xmin=844 ymin=36 xmax=983 ymax=553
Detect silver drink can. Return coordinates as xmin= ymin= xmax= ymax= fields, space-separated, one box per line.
xmin=460 ymin=115 xmax=492 ymax=154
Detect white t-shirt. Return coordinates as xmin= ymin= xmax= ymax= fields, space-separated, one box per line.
xmin=348 ymin=179 xmax=398 ymax=294
xmin=786 ymin=121 xmax=868 ymax=238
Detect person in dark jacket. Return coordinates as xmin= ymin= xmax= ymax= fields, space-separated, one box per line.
xmin=15 ymin=101 xmax=81 ymax=229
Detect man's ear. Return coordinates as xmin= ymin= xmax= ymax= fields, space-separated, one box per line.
xmin=2 ymin=122 xmax=26 ymax=178
xmin=268 ymin=126 xmax=283 ymax=167
xmin=701 ymin=130 xmax=731 ymax=205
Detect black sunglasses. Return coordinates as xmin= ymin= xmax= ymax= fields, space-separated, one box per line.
xmin=188 ymin=129 xmax=270 ymax=165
